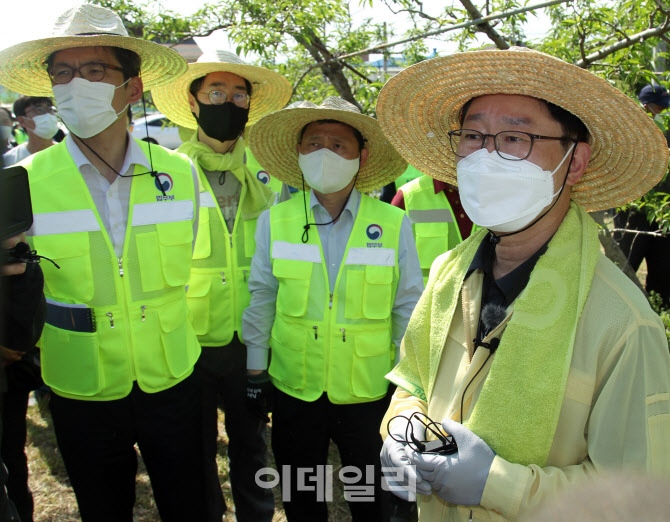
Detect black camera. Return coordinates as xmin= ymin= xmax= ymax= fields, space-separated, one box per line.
xmin=1 ymin=166 xmax=35 ymax=265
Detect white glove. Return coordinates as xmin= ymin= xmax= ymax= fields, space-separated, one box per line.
xmin=380 ymin=415 xmax=432 ymax=501
xmin=406 ymin=417 xmax=495 ymax=506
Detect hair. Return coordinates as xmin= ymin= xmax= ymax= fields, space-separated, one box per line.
xmin=459 ymin=97 xmax=590 ymax=149
xmin=0 ymin=106 xmax=13 ymax=122
xmin=298 ymin=119 xmax=366 ymax=151
xmin=189 ymin=75 xmax=253 ymax=98
xmin=13 ymin=96 xmax=54 ymax=118
xmin=45 ymin=46 xmax=141 ymax=80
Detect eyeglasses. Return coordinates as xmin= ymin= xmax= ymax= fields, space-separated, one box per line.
xmin=447 ymin=129 xmax=574 ymax=161
xmin=25 ymin=105 xmax=57 ymax=118
xmin=198 ymin=90 xmax=250 ymax=109
xmin=46 ymin=62 xmax=125 ymax=85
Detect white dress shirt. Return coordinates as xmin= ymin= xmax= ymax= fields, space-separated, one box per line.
xmin=64 ymin=133 xmax=199 ymax=256
xmin=243 ymin=188 xmax=424 ymax=370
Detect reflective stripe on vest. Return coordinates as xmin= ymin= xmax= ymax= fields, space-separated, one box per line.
xmin=269 ymin=193 xmax=403 ymax=404
xmin=24 ymin=139 xmax=200 ymax=400
xmin=401 ymin=175 xmax=465 ymax=283
xmin=186 ymin=162 xmax=261 ymax=346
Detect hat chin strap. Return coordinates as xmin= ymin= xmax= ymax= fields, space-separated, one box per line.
xmin=301 ymin=171 xmax=360 ymax=244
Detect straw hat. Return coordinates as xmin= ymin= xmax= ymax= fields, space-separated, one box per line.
xmin=151 ymin=50 xmax=292 ymax=128
xmin=0 ymin=3 xmax=187 ymax=96
xmin=377 ymin=47 xmax=670 ymax=211
xmin=247 ymin=96 xmax=407 ymax=192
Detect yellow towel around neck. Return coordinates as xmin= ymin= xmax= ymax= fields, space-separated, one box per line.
xmin=389 ymin=202 xmax=601 ymax=466
xmin=178 ymin=134 xmax=274 ymax=220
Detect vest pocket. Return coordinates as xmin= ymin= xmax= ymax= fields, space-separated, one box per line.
xmin=33 ymin=233 xmax=94 ymax=302
xmin=351 ymin=330 xmax=392 ymax=398
xmin=363 ymin=265 xmax=393 ymax=320
xmin=269 ymin=320 xmax=307 ymax=390
xmin=157 ymin=222 xmax=193 ymax=287
xmin=193 ymin=209 xmax=212 ymax=260
xmin=273 ymin=259 xmax=312 ymax=318
xmin=415 ymin=223 xmax=450 ymax=270
xmin=186 ymin=274 xmax=211 ymax=335
xmin=159 ymin=300 xmax=200 ymax=378
xmin=41 ymin=324 xmax=101 ymax=396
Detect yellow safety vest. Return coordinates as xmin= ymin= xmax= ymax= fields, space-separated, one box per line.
xmin=269 ymin=193 xmax=402 ymax=404
xmin=186 ymin=164 xmax=260 ymax=346
xmin=401 ymin=175 xmax=475 ymax=284
xmin=394 ymin=164 xmax=422 ymax=191
xmin=245 ymin=147 xmax=282 ymax=193
xmin=24 ymin=140 xmax=200 ymax=401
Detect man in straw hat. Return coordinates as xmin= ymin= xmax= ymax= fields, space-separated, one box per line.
xmin=242 ymin=96 xmax=423 ymax=520
xmin=151 ymin=49 xmax=292 ymax=522
xmin=375 ymin=47 xmax=670 ymax=520
xmin=0 ymin=3 xmax=209 ymax=520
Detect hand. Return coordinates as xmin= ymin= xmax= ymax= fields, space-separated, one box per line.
xmin=380 ymin=414 xmax=432 ymax=501
xmin=406 ymin=418 xmax=495 ymax=506
xmin=246 ymin=371 xmax=272 ymax=423
xmin=1 ymin=346 xmax=24 ymax=367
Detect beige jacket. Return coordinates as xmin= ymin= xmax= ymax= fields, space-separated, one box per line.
xmin=381 ymin=254 xmax=670 ymax=520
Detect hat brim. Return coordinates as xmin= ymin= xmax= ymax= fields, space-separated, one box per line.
xmin=0 ymin=34 xmax=187 ymax=96
xmin=151 ymin=62 xmax=292 ymax=128
xmin=377 ymin=49 xmax=670 ymax=211
xmin=247 ymin=107 xmax=407 ymax=192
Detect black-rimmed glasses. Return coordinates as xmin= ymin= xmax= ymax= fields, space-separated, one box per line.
xmin=46 ymin=62 xmax=125 ymax=85
xmin=448 ymin=129 xmax=574 ymax=161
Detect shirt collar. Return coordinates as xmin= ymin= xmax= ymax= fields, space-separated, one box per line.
xmin=66 ymin=132 xmax=152 ymax=175
xmin=309 ymin=186 xmax=361 ymax=217
xmin=466 ymin=232 xmax=550 ymax=304
xmin=433 ymin=179 xmax=454 ymax=194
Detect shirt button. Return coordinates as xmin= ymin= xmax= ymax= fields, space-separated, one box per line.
xmin=449 ymin=189 xmax=453 ymax=193
xmin=456 ymin=200 xmax=460 ymax=205
xmin=460 ymin=214 xmax=465 ymax=218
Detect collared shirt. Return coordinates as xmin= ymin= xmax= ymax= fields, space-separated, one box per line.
xmin=2 ymin=142 xmax=31 ymax=166
xmin=64 ymin=133 xmax=200 ymax=257
xmin=243 ymin=187 xmax=424 ymax=370
xmin=466 ymin=233 xmax=548 ymax=338
xmin=382 ymin=252 xmax=670 ymax=521
xmin=392 ymin=179 xmax=474 ymax=240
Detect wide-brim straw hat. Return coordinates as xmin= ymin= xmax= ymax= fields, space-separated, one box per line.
xmin=151 ymin=50 xmax=292 ymax=128
xmin=248 ymin=96 xmax=407 ymax=192
xmin=377 ymin=47 xmax=670 ymax=211
xmin=0 ymin=3 xmax=187 ymax=96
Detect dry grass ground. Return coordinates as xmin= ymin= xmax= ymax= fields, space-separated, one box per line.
xmin=25 ymin=402 xmax=352 ymax=522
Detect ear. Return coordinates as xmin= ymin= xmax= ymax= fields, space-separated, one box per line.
xmin=17 ymin=116 xmax=32 ymax=131
xmin=565 ymin=142 xmax=591 ymax=187
xmin=188 ymin=92 xmax=198 ymax=116
xmin=296 ymin=143 xmax=301 ymax=155
xmin=127 ymin=76 xmax=144 ymax=104
xmin=359 ymin=147 xmax=370 ymax=168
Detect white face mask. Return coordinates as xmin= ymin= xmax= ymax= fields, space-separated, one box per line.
xmin=456 ymin=144 xmax=575 ymax=233
xmin=30 ymin=113 xmax=60 ymax=140
xmin=53 ymin=77 xmax=129 ymax=139
xmin=0 ymin=126 xmax=11 ymax=142
xmin=298 ymin=148 xmax=360 ymax=194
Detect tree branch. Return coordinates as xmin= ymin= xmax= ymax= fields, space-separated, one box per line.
xmin=458 ymin=0 xmax=510 ymax=49
xmin=576 ymin=19 xmax=670 ymax=67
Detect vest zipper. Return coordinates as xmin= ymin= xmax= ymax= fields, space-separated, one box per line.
xmin=243 ymin=269 xmax=248 ymax=283
xmin=106 ymin=312 xmax=115 ymax=328
xmin=340 ymin=328 xmax=346 ymax=342
xmin=313 ymin=325 xmax=318 ymax=340
xmin=141 ymin=305 xmax=147 ymax=322
xmin=118 ymin=257 xmax=124 ymax=277
xmin=329 ymin=293 xmax=333 ymax=309
xmin=220 ymin=271 xmax=226 ymax=284
xmin=229 ymin=232 xmax=233 ymax=248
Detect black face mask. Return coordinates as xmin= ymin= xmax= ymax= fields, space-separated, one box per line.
xmin=192 ymin=99 xmax=249 ymax=142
